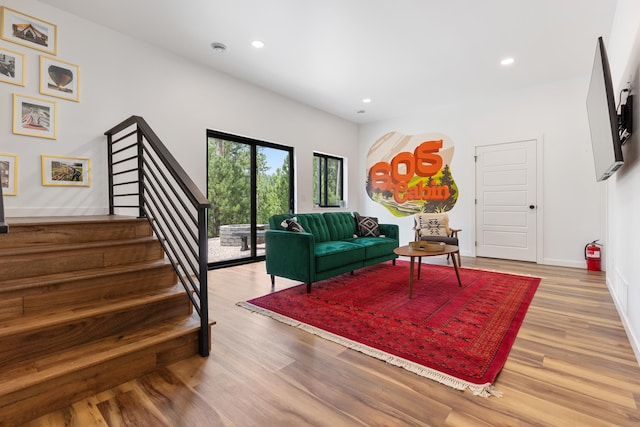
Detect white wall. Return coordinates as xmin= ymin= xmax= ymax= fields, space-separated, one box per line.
xmin=1 ymin=0 xmax=359 ymax=217
xmin=359 ymin=76 xmax=602 ymax=269
xmin=605 ymin=0 xmax=640 ymax=362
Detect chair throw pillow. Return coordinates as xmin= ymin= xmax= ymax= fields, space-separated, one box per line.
xmin=281 ymin=217 xmax=305 ymax=233
xmin=355 ymin=214 xmax=380 ymax=237
xmin=417 ymin=214 xmax=449 ymax=237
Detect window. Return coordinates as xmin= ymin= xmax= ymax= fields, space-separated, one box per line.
xmin=313 ymin=153 xmax=343 ymax=207
xmin=207 ymin=130 xmax=294 ymax=266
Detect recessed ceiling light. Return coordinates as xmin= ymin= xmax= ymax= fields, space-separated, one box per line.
xmin=362 ymin=98 xmax=371 ymax=103
xmin=210 ymin=42 xmax=227 ymax=53
xmin=251 ymin=40 xmax=265 ymax=49
xmin=501 ymin=57 xmax=515 ymax=66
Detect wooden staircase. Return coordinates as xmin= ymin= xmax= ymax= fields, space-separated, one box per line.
xmin=0 ymin=216 xmax=209 ymax=426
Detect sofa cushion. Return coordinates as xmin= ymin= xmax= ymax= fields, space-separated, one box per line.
xmin=323 ymin=212 xmax=358 ymax=241
xmin=315 ymin=241 xmax=365 ymax=272
xmin=350 ymin=237 xmax=397 ymax=259
xmin=295 ymin=214 xmax=331 ymax=242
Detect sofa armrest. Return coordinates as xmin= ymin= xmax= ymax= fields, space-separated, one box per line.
xmin=265 ymin=230 xmax=316 ymax=283
xmin=378 ymin=223 xmax=399 ymax=243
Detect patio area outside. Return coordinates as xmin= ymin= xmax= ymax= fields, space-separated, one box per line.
xmin=207 ymin=237 xmax=265 ymax=264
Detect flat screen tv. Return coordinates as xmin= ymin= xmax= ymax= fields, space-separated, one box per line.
xmin=586 ymin=36 xmax=624 ymax=181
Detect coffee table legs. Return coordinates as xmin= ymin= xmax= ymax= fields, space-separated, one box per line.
xmin=409 ymin=256 xmax=416 ymax=298
xmin=409 ymin=253 xmax=462 ymax=297
xmin=451 ymin=250 xmax=462 ymax=287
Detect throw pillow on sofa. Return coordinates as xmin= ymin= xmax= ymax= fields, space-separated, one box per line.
xmin=355 ymin=214 xmax=380 ymax=237
xmin=281 ymin=217 xmax=306 ymax=232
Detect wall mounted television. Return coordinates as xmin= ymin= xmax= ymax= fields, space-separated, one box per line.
xmin=586 ymin=36 xmax=633 ymax=182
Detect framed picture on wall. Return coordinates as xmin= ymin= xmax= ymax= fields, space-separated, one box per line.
xmin=0 ymin=6 xmax=57 ymax=55
xmin=40 ymin=56 xmax=80 ymax=102
xmin=13 ymin=94 xmax=57 ymax=139
xmin=42 ymin=155 xmax=90 ymax=187
xmin=0 ymin=46 xmax=25 ymax=86
xmin=0 ymin=153 xmax=18 ymax=196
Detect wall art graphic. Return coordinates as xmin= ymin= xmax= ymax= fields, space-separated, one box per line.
xmin=40 ymin=56 xmax=80 ymax=102
xmin=41 ymin=155 xmax=90 ymax=187
xmin=0 ymin=46 xmax=25 ymax=86
xmin=0 ymin=153 xmax=18 ymax=195
xmin=0 ymin=6 xmax=57 ymax=55
xmin=365 ymin=131 xmax=458 ymax=216
xmin=13 ymin=94 xmax=57 ymax=139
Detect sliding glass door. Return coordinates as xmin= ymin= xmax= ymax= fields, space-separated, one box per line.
xmin=207 ymin=130 xmax=293 ymax=267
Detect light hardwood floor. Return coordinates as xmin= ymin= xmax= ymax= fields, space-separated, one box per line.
xmin=24 ymin=257 xmax=640 ymax=426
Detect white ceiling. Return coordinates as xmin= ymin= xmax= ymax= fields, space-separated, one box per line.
xmin=38 ymin=0 xmax=618 ymax=124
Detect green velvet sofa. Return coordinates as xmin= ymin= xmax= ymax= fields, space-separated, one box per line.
xmin=265 ymin=212 xmax=399 ymax=293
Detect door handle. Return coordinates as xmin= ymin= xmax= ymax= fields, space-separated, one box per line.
xmin=529 ymin=205 xmax=536 ymax=209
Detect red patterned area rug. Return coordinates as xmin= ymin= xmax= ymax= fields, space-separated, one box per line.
xmin=239 ymin=261 xmax=540 ymax=397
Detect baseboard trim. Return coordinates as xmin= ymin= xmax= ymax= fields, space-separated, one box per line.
xmin=540 ymin=258 xmax=585 ymax=269
xmin=607 ymin=277 xmax=640 ymax=366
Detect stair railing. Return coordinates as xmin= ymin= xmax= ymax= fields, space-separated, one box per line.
xmin=0 ymin=181 xmax=7 ymax=233
xmin=104 ymin=116 xmax=211 ymax=356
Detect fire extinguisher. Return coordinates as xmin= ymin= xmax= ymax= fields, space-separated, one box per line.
xmin=584 ymin=240 xmax=602 ymax=271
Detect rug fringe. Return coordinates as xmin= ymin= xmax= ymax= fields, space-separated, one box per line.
xmin=238 ymin=301 xmax=503 ymax=398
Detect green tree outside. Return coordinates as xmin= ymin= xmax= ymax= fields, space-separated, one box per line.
xmin=207 ymin=138 xmax=290 ymax=238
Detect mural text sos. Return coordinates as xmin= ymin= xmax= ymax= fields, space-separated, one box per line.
xmin=369 ymin=140 xmax=450 ymax=204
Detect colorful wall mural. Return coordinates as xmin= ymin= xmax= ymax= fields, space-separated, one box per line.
xmin=365 ymin=131 xmax=458 ymax=217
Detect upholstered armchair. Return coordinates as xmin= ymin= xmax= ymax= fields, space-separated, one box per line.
xmin=414 ymin=213 xmax=461 ymax=265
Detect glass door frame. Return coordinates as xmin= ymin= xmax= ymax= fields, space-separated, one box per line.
xmin=206 ymin=129 xmax=294 ymax=269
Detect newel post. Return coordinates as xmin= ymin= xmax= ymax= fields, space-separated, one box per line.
xmin=136 ymin=126 xmax=145 ymax=219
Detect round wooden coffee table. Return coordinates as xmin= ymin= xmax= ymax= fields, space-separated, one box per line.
xmin=393 ymin=244 xmax=462 ymax=298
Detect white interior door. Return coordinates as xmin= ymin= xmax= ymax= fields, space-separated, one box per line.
xmin=475 ymin=140 xmax=537 ymax=262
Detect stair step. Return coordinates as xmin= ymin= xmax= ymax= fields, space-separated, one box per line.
xmin=0 ymin=237 xmax=165 ymax=281
xmin=0 ymin=258 xmax=175 ymax=295
xmin=0 ymin=259 xmax=177 ymax=320
xmin=0 ymin=235 xmax=158 ymax=256
xmin=0 ymin=216 xmax=151 ymax=249
xmin=0 ymin=284 xmax=192 ymax=370
xmin=0 ymin=315 xmax=213 ymax=426
xmin=0 ymin=215 xmax=209 ymax=425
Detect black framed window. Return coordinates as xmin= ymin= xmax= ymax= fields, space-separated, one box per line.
xmin=313 ymin=153 xmax=343 ymax=207
xmin=207 ymin=130 xmax=293 ymax=267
